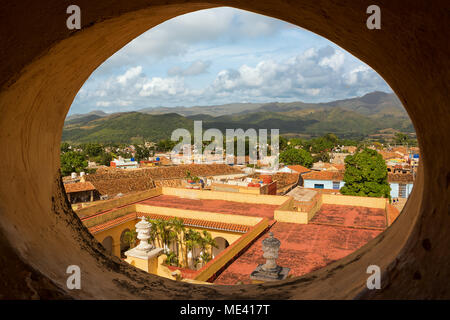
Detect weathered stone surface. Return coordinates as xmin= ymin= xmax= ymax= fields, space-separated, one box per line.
xmin=0 ymin=0 xmax=449 ymax=299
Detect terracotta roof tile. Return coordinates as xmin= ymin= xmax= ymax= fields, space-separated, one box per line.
xmin=64 ymin=181 xmax=96 ymax=193
xmin=388 ymin=172 xmax=414 ymax=183
xmin=302 ymin=170 xmax=344 ymax=181
xmin=139 ymin=212 xmax=251 ymax=233
xmin=88 ymin=211 xmax=251 ymax=234
xmin=287 ymin=165 xmax=311 ymax=174
xmin=332 ymin=164 xmax=345 ymax=171
xmin=88 ymin=212 xmax=136 ymax=234
xmin=379 ymin=151 xmax=399 ymax=160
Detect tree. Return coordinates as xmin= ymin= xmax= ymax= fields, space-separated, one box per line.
xmin=83 ymin=143 xmax=103 ymax=157
xmin=135 ymin=145 xmax=150 ymax=161
xmin=279 ymin=148 xmax=313 ymax=167
xmin=306 ymin=134 xmax=337 ymax=153
xmin=288 ymin=138 xmax=303 ymax=148
xmin=123 ymin=229 xmax=137 ymax=249
xmin=156 ymin=139 xmax=176 ymax=152
xmin=170 ymin=218 xmax=186 ymax=267
xmin=201 ymin=230 xmax=217 ymax=261
xmin=164 ymin=251 xmax=179 ymax=267
xmin=184 ymin=229 xmax=202 ymax=268
xmin=393 ymin=132 xmax=408 ymax=145
xmin=313 ymin=151 xmax=330 ymax=163
xmin=340 ymin=148 xmax=390 ymax=199
xmin=147 ymin=219 xmax=159 ymax=247
xmin=155 ymin=219 xmax=174 ymax=253
xmin=60 ymin=151 xmax=88 ymax=176
xmin=278 ymin=136 xmax=289 ymax=151
xmin=60 ymin=142 xmax=71 ymax=153
xmin=98 ymin=152 xmax=113 ymax=166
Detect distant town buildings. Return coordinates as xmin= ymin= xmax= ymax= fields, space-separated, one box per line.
xmin=302 ymin=170 xmax=345 ymax=190
xmin=64 ymin=181 xmax=98 ymax=204
xmin=61 ymin=140 xmax=417 ymax=285
xmin=110 ymin=157 xmax=139 ymax=169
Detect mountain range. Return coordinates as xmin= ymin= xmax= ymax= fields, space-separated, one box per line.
xmin=63 ymin=91 xmax=414 ymax=144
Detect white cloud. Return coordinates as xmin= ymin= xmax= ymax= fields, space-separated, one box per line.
xmin=92 ymin=7 xmax=289 ymax=74
xmin=68 ymin=8 xmax=392 ymax=115
xmin=72 ymin=45 xmax=390 ymax=113
xmin=96 ymin=101 xmax=111 ymax=107
xmin=167 ymin=60 xmax=211 ymax=77
xmin=117 ymin=66 xmax=143 ymax=85
xmin=139 ymin=77 xmax=186 ymax=97
xmin=319 ymin=50 xmax=345 ymax=71
xmin=343 ymin=65 xmax=371 ymax=85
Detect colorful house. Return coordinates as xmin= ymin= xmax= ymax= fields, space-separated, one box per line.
xmin=110 ymin=158 xmax=139 ymax=169
xmin=388 ymin=173 xmax=414 ymax=199
xmin=302 ymin=171 xmax=345 ymax=190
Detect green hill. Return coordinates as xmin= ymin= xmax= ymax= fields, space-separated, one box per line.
xmin=62 ymin=112 xmax=194 ymax=143
xmin=63 ymin=92 xmax=414 ymax=143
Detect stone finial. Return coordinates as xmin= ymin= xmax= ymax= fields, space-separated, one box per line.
xmin=124 ymin=216 xmax=163 ymax=273
xmin=261 ymin=232 xmax=281 ymax=272
xmin=134 ymin=216 xmax=153 ymax=253
xmin=250 ymin=232 xmax=290 ymax=282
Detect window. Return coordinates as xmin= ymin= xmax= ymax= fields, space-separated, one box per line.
xmin=333 ymin=181 xmax=340 ymax=190
xmin=314 ymin=184 xmax=324 ymax=189
xmin=399 ymin=183 xmax=407 ymax=198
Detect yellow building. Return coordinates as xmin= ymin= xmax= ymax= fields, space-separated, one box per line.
xmin=78 ymin=185 xmax=394 ymax=283
xmin=79 ymin=187 xmax=280 ymax=282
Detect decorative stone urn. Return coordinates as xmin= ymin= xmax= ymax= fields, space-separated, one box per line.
xmin=124 ymin=216 xmax=163 ymax=273
xmin=250 ymin=232 xmax=290 ymax=282
xmin=134 ymin=216 xmax=154 ymax=253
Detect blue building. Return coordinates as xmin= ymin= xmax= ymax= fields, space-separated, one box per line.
xmin=388 ymin=173 xmax=414 ymax=199
xmin=302 ymin=170 xmax=345 ymax=190
xmin=303 ymin=169 xmax=414 ymax=199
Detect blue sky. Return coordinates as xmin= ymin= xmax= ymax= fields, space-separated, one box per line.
xmin=69 ymin=7 xmax=392 ymax=115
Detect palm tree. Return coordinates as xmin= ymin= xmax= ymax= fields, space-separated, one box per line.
xmin=157 ymin=219 xmax=171 ymax=252
xmin=201 ymin=230 xmax=218 ymax=259
xmin=148 ymin=219 xmax=158 ymax=247
xmin=184 ymin=228 xmax=202 ymax=269
xmin=164 ymin=251 xmax=179 ymax=267
xmin=123 ymin=229 xmax=137 ymax=249
xmin=167 ymin=227 xmax=178 ymax=254
xmin=184 ymin=228 xmax=194 ymax=267
xmin=147 ymin=218 xmax=162 ymax=248
xmin=170 ymin=218 xmax=186 ymax=267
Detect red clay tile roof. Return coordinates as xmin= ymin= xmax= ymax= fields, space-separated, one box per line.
xmin=391 ymin=146 xmax=408 ymax=154
xmin=64 ymin=181 xmax=96 ymax=193
xmin=302 ymin=170 xmax=344 ymax=181
xmin=388 ymin=172 xmax=414 ymax=183
xmin=139 ymin=195 xmax=278 ymax=219
xmin=139 ymin=212 xmax=250 ymax=233
xmin=386 ymin=204 xmax=400 ymax=226
xmin=88 ymin=212 xmax=136 ymax=234
xmin=287 ymin=165 xmax=311 ymax=174
xmin=379 ymin=151 xmax=399 ymax=160
xmin=214 ymin=204 xmax=387 ymax=285
xmin=332 ymin=164 xmax=345 ymax=171
xmin=214 ymin=221 xmax=383 ymax=285
xmin=310 ymin=204 xmax=386 ymax=229
xmin=88 ymin=211 xmax=251 ymax=234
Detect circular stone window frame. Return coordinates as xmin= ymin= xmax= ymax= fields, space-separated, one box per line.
xmin=0 ymin=1 xmax=449 ymax=299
